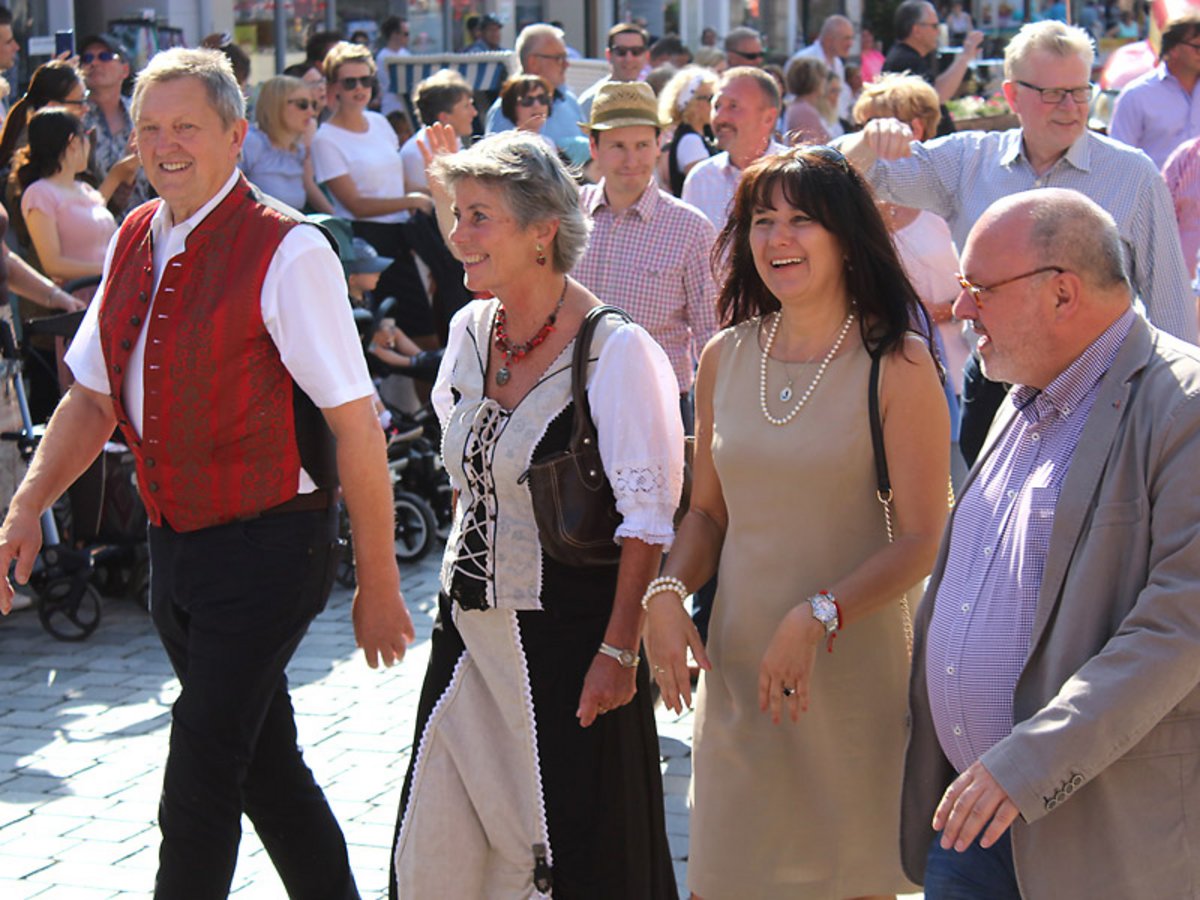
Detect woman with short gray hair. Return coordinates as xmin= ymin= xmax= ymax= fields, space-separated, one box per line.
xmin=389 ymin=127 xmax=682 ymax=898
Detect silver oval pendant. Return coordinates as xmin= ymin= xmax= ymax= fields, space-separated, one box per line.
xmin=496 ymin=367 xmax=511 ymax=386
xmin=779 ymin=385 xmax=793 ymax=403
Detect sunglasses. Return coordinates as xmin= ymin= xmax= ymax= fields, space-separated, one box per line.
xmin=519 ymin=94 xmax=551 ymax=108
xmin=287 ymin=98 xmax=314 ymax=111
xmin=80 ymin=50 xmax=119 ymax=64
xmin=338 ymin=75 xmax=375 ymax=90
xmin=610 ymin=45 xmax=647 ymax=57
xmin=733 ymin=49 xmax=765 ymax=59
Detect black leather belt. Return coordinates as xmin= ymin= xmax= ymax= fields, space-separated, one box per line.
xmin=252 ymin=489 xmax=335 ymax=519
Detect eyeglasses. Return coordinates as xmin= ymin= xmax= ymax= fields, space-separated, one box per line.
xmin=80 ymin=50 xmax=119 ymax=64
xmin=287 ymin=98 xmax=314 ymax=111
xmin=956 ymin=266 xmax=1066 ymax=304
xmin=610 ymin=45 xmax=647 ymax=57
xmin=1014 ymin=80 xmax=1096 ymax=105
xmin=339 ymin=75 xmax=375 ymax=90
xmin=60 ymin=96 xmax=88 ymax=107
xmin=914 ymin=20 xmax=940 ymax=28
xmin=518 ymin=94 xmax=551 ymax=108
xmin=732 ymin=48 xmax=765 ymax=59
xmin=532 ymin=52 xmax=568 ymax=64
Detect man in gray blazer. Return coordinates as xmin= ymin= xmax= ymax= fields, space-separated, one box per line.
xmin=902 ymin=187 xmax=1200 ymax=899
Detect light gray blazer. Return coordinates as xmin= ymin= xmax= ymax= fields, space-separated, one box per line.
xmin=902 ymin=314 xmax=1200 ymax=899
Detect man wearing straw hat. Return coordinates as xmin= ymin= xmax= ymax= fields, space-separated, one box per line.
xmin=574 ymin=81 xmax=718 ymax=434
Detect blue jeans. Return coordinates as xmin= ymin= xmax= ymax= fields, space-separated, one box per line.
xmin=924 ymin=830 xmax=1021 ymax=900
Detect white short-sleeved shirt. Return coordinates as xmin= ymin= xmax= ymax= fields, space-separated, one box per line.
xmin=310 ymin=112 xmax=409 ymax=223
xmin=65 ymin=170 xmax=374 ymax=490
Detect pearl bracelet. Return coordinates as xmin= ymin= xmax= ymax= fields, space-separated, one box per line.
xmin=641 ymin=575 xmax=689 ymax=610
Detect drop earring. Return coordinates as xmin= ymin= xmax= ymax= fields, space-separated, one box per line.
xmin=536 ymin=243 xmax=547 ymax=266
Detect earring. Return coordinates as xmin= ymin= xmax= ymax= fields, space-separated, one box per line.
xmin=844 ymin=256 xmax=853 ymax=272
xmin=535 ymin=243 xmax=547 ymax=266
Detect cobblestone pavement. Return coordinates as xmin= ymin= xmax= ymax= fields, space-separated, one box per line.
xmin=0 ymin=547 xmax=921 ymax=899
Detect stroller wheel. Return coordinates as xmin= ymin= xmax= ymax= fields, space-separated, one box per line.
xmin=394 ymin=491 xmax=437 ymax=563
xmin=37 ymin=580 xmax=101 ymax=642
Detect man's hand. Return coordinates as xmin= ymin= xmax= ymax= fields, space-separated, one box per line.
xmin=351 ymin=581 xmax=415 ymax=668
xmin=933 ymin=760 xmax=1021 ymax=852
xmin=963 ymin=30 xmax=985 ymax=59
xmin=576 ymin=653 xmax=637 ymax=728
xmin=861 ymin=118 xmax=916 ymax=161
xmin=0 ymin=507 xmax=44 ymax=615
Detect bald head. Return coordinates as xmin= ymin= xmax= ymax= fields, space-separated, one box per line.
xmin=971 ymin=189 xmax=1130 ymax=298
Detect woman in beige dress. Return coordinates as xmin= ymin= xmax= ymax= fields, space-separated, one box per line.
xmin=643 ymin=146 xmax=951 ymax=899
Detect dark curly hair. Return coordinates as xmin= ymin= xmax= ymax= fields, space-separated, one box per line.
xmin=713 ymin=144 xmax=934 ymax=361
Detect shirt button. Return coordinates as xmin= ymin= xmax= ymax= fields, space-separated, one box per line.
xmin=1031 ymin=433 xmax=1041 ymax=442
xmin=1007 ymin=489 xmax=1016 ymax=499
xmin=946 ymin=665 xmax=955 ymax=675
xmin=953 ymin=725 xmax=963 ymax=736
xmin=983 ymin=547 xmax=992 ymax=556
xmin=961 ymin=603 xmax=970 ymax=612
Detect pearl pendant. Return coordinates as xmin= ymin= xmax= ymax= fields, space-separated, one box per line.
xmin=495 ymin=366 xmax=511 ymax=386
xmin=779 ymin=385 xmax=793 ymax=403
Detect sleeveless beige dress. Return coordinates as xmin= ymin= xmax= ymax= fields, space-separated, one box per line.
xmin=688 ymin=318 xmax=921 ymax=899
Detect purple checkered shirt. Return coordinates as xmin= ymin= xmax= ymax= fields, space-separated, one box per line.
xmin=575 ymin=181 xmax=719 ymax=391
xmin=926 ymin=309 xmax=1136 ymax=774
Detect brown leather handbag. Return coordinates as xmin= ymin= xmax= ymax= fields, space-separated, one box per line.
xmin=520 ymin=305 xmax=629 ymax=567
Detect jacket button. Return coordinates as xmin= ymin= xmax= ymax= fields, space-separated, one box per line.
xmin=120 ymin=339 xmax=131 ymax=351
xmin=130 ymin=315 xmax=141 ymax=326
xmin=113 ymin=364 xmax=122 ymax=374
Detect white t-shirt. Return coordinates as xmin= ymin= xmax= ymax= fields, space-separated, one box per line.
xmin=376 ymin=46 xmax=411 ymax=117
xmin=65 ymin=170 xmax=374 ymax=491
xmin=311 ymin=111 xmax=409 ymax=223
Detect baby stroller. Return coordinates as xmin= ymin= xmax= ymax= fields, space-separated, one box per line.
xmin=0 ymin=288 xmax=148 ymax=641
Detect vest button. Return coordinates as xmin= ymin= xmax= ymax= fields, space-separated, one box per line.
xmin=130 ymin=315 xmax=141 ymax=326
xmin=113 ymin=364 xmax=122 ymax=374
xmin=138 ymin=291 xmax=148 ymax=302
xmin=148 ymin=482 xmax=159 ymax=493
xmin=120 ymin=339 xmax=131 ymax=351
xmin=145 ymin=457 xmax=156 ymax=468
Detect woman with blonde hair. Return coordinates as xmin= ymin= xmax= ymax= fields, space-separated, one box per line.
xmin=242 ymin=74 xmax=334 ymax=213
xmin=783 ymin=56 xmax=831 ymax=144
xmin=658 ymin=65 xmax=718 ymax=196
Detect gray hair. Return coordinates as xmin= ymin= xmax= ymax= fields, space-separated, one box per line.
xmin=1024 ymin=190 xmax=1128 ymax=292
xmin=724 ymin=26 xmax=762 ymax=54
xmin=131 ymin=47 xmax=245 ymax=129
xmin=515 ymin=23 xmax=564 ymax=71
xmin=431 ymin=131 xmax=590 ymax=273
xmin=895 ymin=1 xmax=935 ymax=40
xmin=1005 ymin=21 xmax=1095 ymax=81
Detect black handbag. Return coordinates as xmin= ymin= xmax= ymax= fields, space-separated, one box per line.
xmin=520 ymin=305 xmax=630 ymax=567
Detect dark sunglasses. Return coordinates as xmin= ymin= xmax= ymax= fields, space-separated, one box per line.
xmin=287 ymin=98 xmax=314 ymax=111
xmin=610 ymin=45 xmax=647 ymax=57
xmin=339 ymin=75 xmax=375 ymax=90
xmin=519 ymin=93 xmax=551 ymax=108
xmin=733 ymin=49 xmax=765 ymax=59
xmin=80 ymin=50 xmax=119 ymax=64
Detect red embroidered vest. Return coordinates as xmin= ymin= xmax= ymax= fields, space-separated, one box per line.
xmin=99 ymin=178 xmax=313 ymax=532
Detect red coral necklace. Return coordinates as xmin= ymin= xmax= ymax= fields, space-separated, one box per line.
xmin=493 ymin=277 xmax=568 ymax=386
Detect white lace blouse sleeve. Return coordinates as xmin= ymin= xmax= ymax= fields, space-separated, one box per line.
xmin=588 ymin=322 xmax=685 ymax=549
xmin=432 ymin=303 xmax=476 ymax=430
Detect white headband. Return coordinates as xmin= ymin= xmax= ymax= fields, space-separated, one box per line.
xmin=677 ymin=72 xmax=707 ymax=112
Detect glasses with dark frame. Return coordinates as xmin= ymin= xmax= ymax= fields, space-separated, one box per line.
xmin=518 ymin=93 xmax=551 ymax=108
xmin=338 ymin=75 xmax=376 ymax=90
xmin=80 ymin=50 xmax=120 ymax=64
xmin=610 ymin=44 xmax=648 ymax=57
xmin=1014 ymin=80 xmax=1096 ymax=105
xmin=956 ymin=266 xmax=1066 ymax=305
xmin=731 ymin=48 xmax=764 ymax=59
xmin=287 ymin=98 xmax=314 ymax=111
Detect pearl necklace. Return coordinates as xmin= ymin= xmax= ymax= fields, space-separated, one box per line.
xmin=759 ymin=309 xmax=855 ymax=426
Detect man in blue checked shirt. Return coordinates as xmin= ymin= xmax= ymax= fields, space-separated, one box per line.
xmin=901 ymin=188 xmax=1200 ymax=900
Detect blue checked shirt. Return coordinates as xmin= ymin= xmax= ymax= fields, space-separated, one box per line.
xmin=866 ymin=129 xmax=1196 ymax=343
xmin=925 ymin=309 xmax=1135 ymax=773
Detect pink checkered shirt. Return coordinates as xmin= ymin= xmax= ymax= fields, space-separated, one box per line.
xmin=575 ymin=181 xmax=719 ymax=391
xmin=926 ymin=309 xmax=1135 ymax=774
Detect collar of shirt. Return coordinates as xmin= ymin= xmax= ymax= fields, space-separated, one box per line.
xmin=150 ymin=168 xmax=240 ymax=266
xmin=586 ymin=178 xmax=659 ymax=221
xmin=1001 ymin=127 xmax=1092 ymax=173
xmin=1009 ymin=307 xmax=1135 ymax=425
xmin=711 ymin=141 xmax=789 ymax=174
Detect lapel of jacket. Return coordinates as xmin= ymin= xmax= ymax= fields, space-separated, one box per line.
xmin=1026 ymin=315 xmax=1153 ymax=654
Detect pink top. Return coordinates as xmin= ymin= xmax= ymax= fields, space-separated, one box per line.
xmin=783 ymin=99 xmax=830 ymax=145
xmin=21 ymin=179 xmax=117 ymax=279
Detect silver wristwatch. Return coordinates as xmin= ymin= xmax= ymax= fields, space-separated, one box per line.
xmin=598 ymin=642 xmax=639 ymax=668
xmin=808 ymin=592 xmax=839 ymax=640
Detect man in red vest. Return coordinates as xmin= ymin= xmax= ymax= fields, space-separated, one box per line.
xmin=0 ymin=48 xmax=415 ymax=898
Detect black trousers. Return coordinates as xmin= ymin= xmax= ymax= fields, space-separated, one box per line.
xmin=148 ymin=508 xmax=357 ymax=900
xmin=351 ymin=220 xmax=436 ymax=339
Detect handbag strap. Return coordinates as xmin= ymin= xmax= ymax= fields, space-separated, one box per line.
xmin=568 ymin=305 xmax=631 ymax=451
xmin=868 ymin=351 xmax=891 ymax=506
